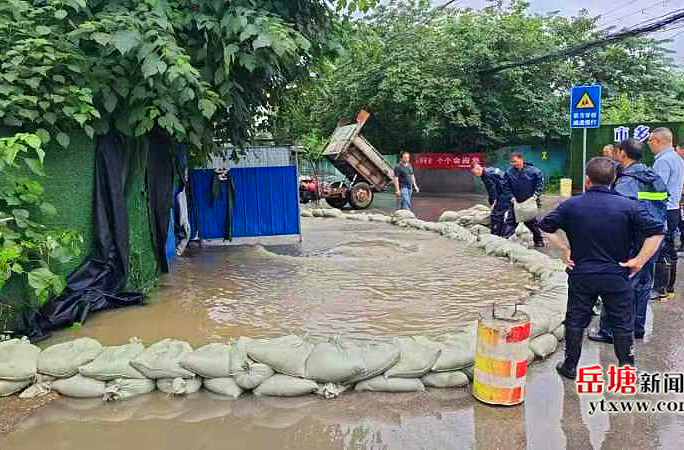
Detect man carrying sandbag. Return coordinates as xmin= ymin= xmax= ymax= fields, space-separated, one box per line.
xmin=504 ymin=152 xmax=545 ymax=247
xmin=470 ymin=161 xmax=514 ymax=237
xmin=540 ymin=157 xmax=664 ymax=378
xmin=588 ymin=138 xmax=667 ymax=343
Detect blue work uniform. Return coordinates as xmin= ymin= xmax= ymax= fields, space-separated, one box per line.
xmin=504 ymin=163 xmax=544 ymax=244
xmin=598 ymin=163 xmax=667 ymax=338
xmin=539 ymin=186 xmax=664 ymax=336
xmin=653 ymin=148 xmax=684 ymax=279
xmin=480 ymin=168 xmax=514 ymax=237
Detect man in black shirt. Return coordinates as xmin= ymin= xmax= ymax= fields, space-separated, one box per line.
xmin=393 ymin=151 xmax=419 ymax=210
xmin=471 ymin=162 xmax=514 ymax=237
xmin=539 ymin=157 xmax=664 ymax=379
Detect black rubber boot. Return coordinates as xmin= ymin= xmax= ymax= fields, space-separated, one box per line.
xmin=556 ymin=327 xmax=584 ymax=379
xmin=613 ymin=333 xmax=635 ymax=367
xmin=652 ymin=261 xmax=670 ymax=299
xmin=667 ymin=262 xmax=677 ymax=296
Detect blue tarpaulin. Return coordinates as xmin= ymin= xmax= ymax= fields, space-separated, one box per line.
xmin=189 ymin=166 xmax=300 ymax=239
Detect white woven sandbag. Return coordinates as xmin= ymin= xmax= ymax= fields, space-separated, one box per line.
xmin=103 ymin=378 xmax=156 ymax=401
xmin=354 ymin=376 xmax=425 ymax=393
xmin=246 ymin=335 xmax=314 ymax=378
xmin=253 ymin=374 xmax=318 ymax=397
xmin=203 ymin=378 xmax=244 ymax=399
xmin=305 ymin=338 xmax=365 ymax=383
xmin=384 ymin=337 xmax=441 ymax=378
xmin=0 ymin=379 xmax=31 ymax=397
xmin=52 ymin=374 xmax=106 ymax=398
xmin=0 ymin=338 xmax=40 ymax=381
xmin=180 ymin=343 xmax=231 ymax=378
xmin=79 ymin=341 xmax=147 ymax=380
xmin=421 ymin=371 xmax=469 ymax=388
xmin=38 ymin=337 xmax=103 ymax=378
xmin=130 ymin=339 xmax=194 ymax=379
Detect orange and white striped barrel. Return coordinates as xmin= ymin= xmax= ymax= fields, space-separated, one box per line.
xmin=472 ymin=306 xmax=531 ymax=406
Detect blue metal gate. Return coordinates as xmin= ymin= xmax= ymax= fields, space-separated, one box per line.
xmin=188 ymin=147 xmax=300 ymax=240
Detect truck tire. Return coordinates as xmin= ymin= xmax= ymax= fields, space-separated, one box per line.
xmin=325 ymin=181 xmax=348 ymax=208
xmin=349 ymin=182 xmax=374 ymax=210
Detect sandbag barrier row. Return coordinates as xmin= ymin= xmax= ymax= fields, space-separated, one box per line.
xmin=0 ymin=206 xmax=568 ymax=401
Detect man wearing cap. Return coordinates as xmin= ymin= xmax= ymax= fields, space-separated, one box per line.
xmin=471 ymin=161 xmax=514 ymax=237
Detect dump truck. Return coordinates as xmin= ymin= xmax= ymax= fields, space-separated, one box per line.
xmin=299 ymin=111 xmax=394 ymax=210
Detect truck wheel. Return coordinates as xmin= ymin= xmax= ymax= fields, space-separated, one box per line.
xmin=326 ymin=197 xmax=347 ymax=208
xmin=325 ymin=181 xmax=348 ymax=208
xmin=349 ymin=182 xmax=374 ymax=210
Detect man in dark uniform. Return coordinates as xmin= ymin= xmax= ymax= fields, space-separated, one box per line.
xmin=540 ymin=157 xmax=664 ymax=379
xmin=588 ymin=139 xmax=667 ymax=343
xmin=471 ymin=161 xmax=514 ymax=237
xmin=504 ymin=152 xmax=545 ymax=247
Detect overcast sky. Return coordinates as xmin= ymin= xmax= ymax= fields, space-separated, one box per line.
xmin=428 ymin=0 xmax=684 ymax=64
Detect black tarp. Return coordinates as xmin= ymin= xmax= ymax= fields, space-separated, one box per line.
xmin=20 ymin=133 xmax=144 ymax=340
xmin=146 ymin=129 xmax=175 ymax=273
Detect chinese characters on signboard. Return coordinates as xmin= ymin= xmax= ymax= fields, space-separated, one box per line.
xmin=571 ymin=112 xmax=600 ymax=128
xmin=614 ymin=125 xmax=651 ymax=143
xmin=411 ymin=153 xmax=486 ymax=170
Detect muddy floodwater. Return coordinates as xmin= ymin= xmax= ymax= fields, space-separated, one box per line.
xmin=1 ymin=217 xmax=542 ymax=450
xmin=39 ymin=217 xmax=536 ymax=346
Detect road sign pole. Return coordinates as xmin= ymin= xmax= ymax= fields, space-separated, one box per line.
xmin=582 ymin=128 xmax=587 ymax=193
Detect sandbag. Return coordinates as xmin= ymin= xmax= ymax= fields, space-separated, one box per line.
xmin=0 ymin=379 xmax=31 ymax=397
xmin=38 ymin=337 xmax=103 ymax=378
xmin=526 ymin=348 xmax=536 ymax=364
xmin=104 ymin=378 xmax=156 ymax=401
xmin=345 ymin=342 xmax=400 ymax=384
xmin=384 ymin=337 xmax=441 ymax=378
xmin=316 ymin=382 xmax=349 ymax=399
xmin=438 ymin=211 xmax=459 ymax=222
xmin=235 ymin=361 xmax=275 ymax=389
xmin=246 ymin=335 xmax=314 ymax=378
xmin=157 ymin=377 xmax=202 ymax=395
xmin=392 ymin=209 xmax=416 ymax=220
xmin=552 ymin=325 xmax=565 ymax=341
xmin=180 ymin=343 xmax=231 ymax=378
xmin=79 ymin=341 xmax=147 ymax=380
xmin=253 ymin=375 xmax=318 ymax=397
xmin=418 ymin=332 xmax=476 ymax=372
xmin=19 ymin=381 xmax=52 ymax=399
xmin=0 ymin=338 xmax=40 ymax=381
xmin=300 ymin=209 xmax=313 ymax=217
xmin=51 ymin=374 xmax=106 ymax=398
xmin=130 ymin=339 xmax=194 ymax=379
xmin=530 ymin=334 xmax=558 ymax=359
xmin=354 ymin=376 xmax=425 ymax=393
xmin=203 ymin=378 xmax=244 ymax=399
xmin=421 ymin=371 xmax=469 ymax=388
xmin=305 ymin=338 xmax=365 ymax=383
xmin=514 ymin=197 xmax=540 ymax=223
xmin=322 ymin=208 xmax=342 ymax=218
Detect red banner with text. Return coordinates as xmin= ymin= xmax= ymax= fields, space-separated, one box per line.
xmin=411 ymin=153 xmax=486 ymax=170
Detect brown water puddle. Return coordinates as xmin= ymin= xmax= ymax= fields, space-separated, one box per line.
xmin=40 ymin=218 xmax=536 ymax=347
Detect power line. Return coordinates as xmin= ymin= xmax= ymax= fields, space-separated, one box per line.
xmin=599 ymin=0 xmax=672 ymax=28
xmin=482 ymin=8 xmax=684 ymax=74
xmin=598 ymin=0 xmax=643 ymax=19
xmin=434 ymin=0 xmax=464 ymax=11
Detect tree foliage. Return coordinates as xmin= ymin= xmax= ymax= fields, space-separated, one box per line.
xmin=0 ymin=134 xmax=83 ymax=307
xmin=0 ymin=0 xmax=377 ymax=159
xmin=273 ymin=0 xmax=682 ymax=153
